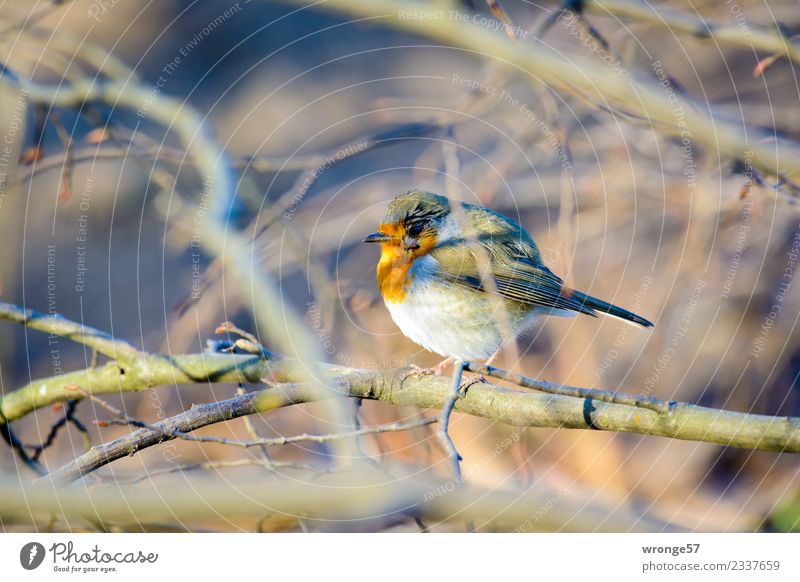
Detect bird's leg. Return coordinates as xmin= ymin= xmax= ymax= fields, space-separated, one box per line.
xmin=483 ymin=347 xmax=502 ymax=367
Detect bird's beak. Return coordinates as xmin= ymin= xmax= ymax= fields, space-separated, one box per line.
xmin=363 ymin=232 xmax=392 ymax=243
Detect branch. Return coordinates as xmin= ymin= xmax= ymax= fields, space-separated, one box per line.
xmin=82 ymin=386 xmax=437 ymax=449
xmin=0 ymin=473 xmax=671 ymax=532
xmin=0 ymin=302 xmax=141 ymax=361
xmin=37 ymin=365 xmax=800 ymax=483
xmin=555 ymin=0 xmax=800 ymax=65
xmin=0 ymin=62 xmax=361 ymax=458
xmin=1 ymin=301 xmax=798 ymax=481
xmin=112 ymin=459 xmax=343 ymax=485
xmin=278 ymin=0 xmax=800 ymax=186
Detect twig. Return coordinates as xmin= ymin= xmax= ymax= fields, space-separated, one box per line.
xmin=14 ymin=142 xmax=382 ymax=186
xmin=29 ymin=400 xmax=91 ymax=462
xmin=485 ymin=0 xmax=521 ymax=39
xmin=237 ymin=385 xmax=274 ymax=472
xmin=0 ymin=422 xmax=46 ymax=476
xmin=439 ymin=361 xmax=475 ymax=531
xmin=74 ymin=383 xmax=433 ymax=456
xmin=216 ymin=322 xmax=274 ymax=359
xmin=534 ymin=0 xmax=583 ymax=38
xmin=110 ymin=459 xmax=342 ymax=486
xmin=49 ymin=111 xmax=75 ymax=202
xmin=99 ymin=400 xmax=437 ymax=450
xmin=465 ymin=363 xmax=671 ymax=414
xmin=544 ymin=0 xmax=800 ymax=65
xmin=438 ymin=362 xmax=466 ymax=484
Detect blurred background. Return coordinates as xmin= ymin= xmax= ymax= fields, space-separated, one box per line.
xmin=0 ymin=0 xmax=799 ymax=532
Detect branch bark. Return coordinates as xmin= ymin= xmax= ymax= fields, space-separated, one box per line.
xmin=0 ymin=473 xmax=670 ymax=532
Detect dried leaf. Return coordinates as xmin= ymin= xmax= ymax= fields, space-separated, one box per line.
xmin=215 ymin=322 xmax=237 ymax=334
xmin=58 ymin=181 xmax=71 ymax=203
xmin=753 ymin=54 xmax=782 ymax=77
xmin=86 ymin=127 xmax=109 ymax=144
xmin=20 ymin=146 xmax=43 ymax=165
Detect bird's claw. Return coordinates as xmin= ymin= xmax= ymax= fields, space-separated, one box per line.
xmin=459 ymin=372 xmax=488 ymax=394
xmin=401 ymin=358 xmax=453 ymax=383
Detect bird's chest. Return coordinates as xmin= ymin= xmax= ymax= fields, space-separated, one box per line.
xmin=382 ymin=258 xmax=504 ymax=360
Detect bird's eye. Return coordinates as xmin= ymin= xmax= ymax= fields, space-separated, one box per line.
xmin=406 ymin=221 xmax=425 ymax=237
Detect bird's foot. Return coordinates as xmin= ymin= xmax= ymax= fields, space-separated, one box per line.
xmin=402 ymin=357 xmax=454 ymax=382
xmin=458 ymin=371 xmax=488 ymax=394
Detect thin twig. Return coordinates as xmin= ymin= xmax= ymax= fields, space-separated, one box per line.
xmin=237 ymin=385 xmax=274 ymax=473
xmin=109 ymin=459 xmax=342 ymax=486
xmin=0 ymin=422 xmax=47 ymax=476
xmin=79 ymin=382 xmax=437 ymax=449
xmin=29 ymin=400 xmax=90 ymax=462
xmin=49 ymin=111 xmax=75 ymax=202
xmin=438 ymin=361 xmax=466 ymax=483
xmin=109 ymin=414 xmax=438 ymax=449
xmin=465 ymin=362 xmax=671 ymax=414
xmin=544 ymin=0 xmax=800 ymax=65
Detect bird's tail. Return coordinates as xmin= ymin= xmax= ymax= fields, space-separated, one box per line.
xmin=569 ymin=289 xmax=654 ymax=328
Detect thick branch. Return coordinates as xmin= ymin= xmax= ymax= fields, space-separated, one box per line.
xmin=43 ymin=364 xmax=800 ymax=483
xmin=0 ymin=474 xmax=670 ymax=532
xmin=0 ymin=299 xmax=798 ymax=480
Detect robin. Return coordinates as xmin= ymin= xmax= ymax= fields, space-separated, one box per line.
xmin=364 ymin=190 xmax=653 ymax=369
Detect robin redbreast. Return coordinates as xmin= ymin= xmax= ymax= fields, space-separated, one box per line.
xmin=364 ymin=190 xmax=653 ymax=367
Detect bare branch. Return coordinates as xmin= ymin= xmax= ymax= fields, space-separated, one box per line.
xmin=110 ymin=459 xmax=342 ymax=486
xmin=0 ymin=301 xmax=142 ymax=361
xmin=0 ymin=294 xmax=795 ymax=484
xmin=0 ymin=473 xmax=672 ymax=532
xmin=0 ymin=60 xmax=363 ymax=461
xmin=555 ymin=0 xmax=800 ymax=65
xmin=80 ymin=385 xmax=437 ymax=450
xmin=279 ymin=0 xmax=800 ymax=186
xmin=32 ymin=362 xmax=800 ymax=483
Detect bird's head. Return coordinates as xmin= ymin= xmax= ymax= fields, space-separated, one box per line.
xmin=363 ymin=190 xmax=452 ymax=259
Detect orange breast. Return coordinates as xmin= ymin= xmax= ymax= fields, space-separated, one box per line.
xmin=377 ymin=248 xmax=413 ymax=303
xmin=375 ymin=225 xmax=437 ymax=303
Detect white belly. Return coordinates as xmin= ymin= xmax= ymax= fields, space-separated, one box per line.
xmin=385 ymin=274 xmax=534 ymax=362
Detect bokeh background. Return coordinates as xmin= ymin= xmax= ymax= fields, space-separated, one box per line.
xmin=1 ymin=0 xmax=799 ymax=532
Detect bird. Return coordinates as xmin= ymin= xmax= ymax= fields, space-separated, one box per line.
xmin=363 ymin=190 xmax=653 ymax=367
